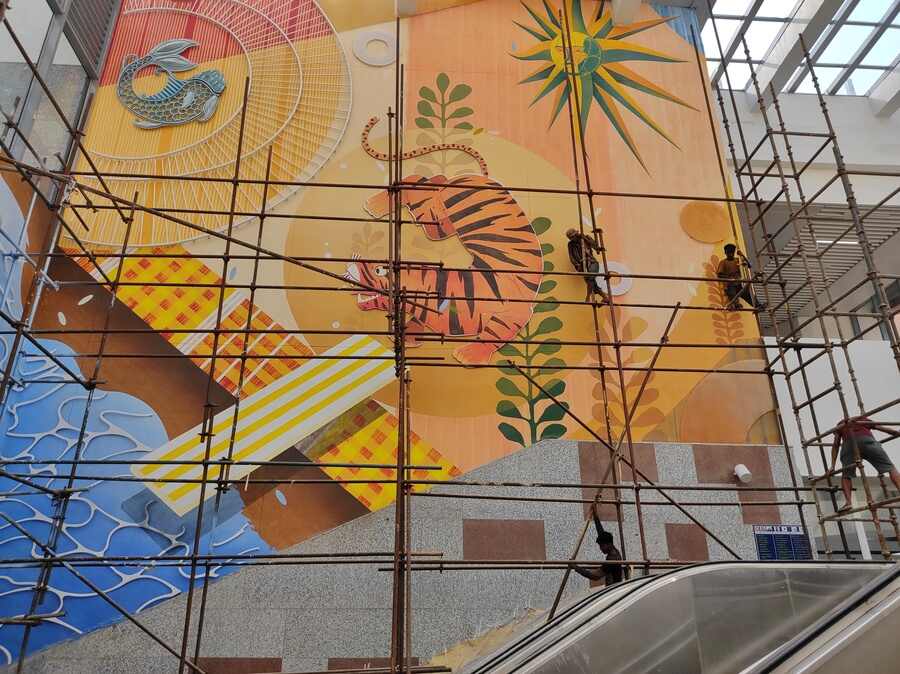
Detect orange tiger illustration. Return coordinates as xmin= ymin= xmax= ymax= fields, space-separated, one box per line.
xmin=346 ymin=117 xmax=542 ymax=365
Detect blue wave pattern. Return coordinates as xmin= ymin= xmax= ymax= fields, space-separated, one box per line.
xmin=0 ymin=183 xmax=272 ymax=664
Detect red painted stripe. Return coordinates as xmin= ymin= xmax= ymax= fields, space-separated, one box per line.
xmin=99 ymin=0 xmax=333 ymax=86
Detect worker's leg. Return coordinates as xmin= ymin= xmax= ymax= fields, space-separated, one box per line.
xmin=841 ymin=477 xmax=853 ymax=508
xmin=861 ymin=438 xmax=897 ymax=494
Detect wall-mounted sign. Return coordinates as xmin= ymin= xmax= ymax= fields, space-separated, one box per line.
xmin=754 ymin=524 xmax=813 ymax=560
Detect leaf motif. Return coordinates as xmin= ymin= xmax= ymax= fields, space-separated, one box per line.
xmin=538 ymin=357 xmax=566 ymax=375
xmin=533 ymin=316 xmax=563 ymax=337
xmin=636 ymin=388 xmax=659 ymax=405
xmin=447 ymin=106 xmax=473 ymax=119
xmin=622 ymin=317 xmax=648 ymax=342
xmin=634 ymin=408 xmax=665 ymax=427
xmin=417 ymin=100 xmax=438 ymax=117
xmin=415 ymin=118 xmax=435 ymax=129
xmin=454 ymin=122 xmax=474 ymax=130
xmin=498 ymin=422 xmax=525 ymax=446
xmin=540 ymin=423 xmax=567 ymax=440
xmin=538 ymin=279 xmax=557 ymax=294
xmin=495 ymin=377 xmax=526 ymax=398
xmin=496 ymin=399 xmax=524 ymax=419
xmin=543 ymin=260 xmax=555 ymax=272
xmin=625 ymin=347 xmax=653 ymax=365
xmin=540 ymin=243 xmax=554 ymax=255
xmin=531 ymin=217 xmax=552 ymax=235
xmin=498 ymin=343 xmax=523 ymax=357
xmin=534 ymin=299 xmax=559 ymax=313
xmin=420 ymin=86 xmax=437 ymax=103
xmin=535 ymin=378 xmax=565 ymax=401
xmin=436 ymin=72 xmax=450 ymax=93
xmin=447 ymin=83 xmax=472 ymax=103
xmin=538 ymin=402 xmax=568 ymax=424
xmin=535 ymin=339 xmax=561 ymax=356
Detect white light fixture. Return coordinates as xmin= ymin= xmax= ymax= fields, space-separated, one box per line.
xmin=734 ymin=464 xmax=753 ymax=484
xmin=816 ymin=239 xmax=858 ymax=245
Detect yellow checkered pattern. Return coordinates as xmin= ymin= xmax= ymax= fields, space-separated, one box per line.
xmin=315 ymin=400 xmax=461 ymax=511
xmin=64 ymin=245 xmax=312 ymax=397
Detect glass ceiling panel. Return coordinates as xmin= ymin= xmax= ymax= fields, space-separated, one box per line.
xmin=819 ymin=24 xmax=874 ymax=62
xmin=861 ymin=28 xmax=900 ymax=65
xmin=848 ymin=0 xmax=893 ymax=22
xmin=706 ymin=0 xmax=899 ymax=97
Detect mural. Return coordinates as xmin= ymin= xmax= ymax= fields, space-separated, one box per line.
xmin=0 ymin=0 xmax=782 ymax=662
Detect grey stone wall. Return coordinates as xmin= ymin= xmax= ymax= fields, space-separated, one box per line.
xmin=9 ymin=440 xmax=805 ymax=673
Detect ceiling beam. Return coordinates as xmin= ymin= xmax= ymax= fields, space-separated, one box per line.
xmin=751 ymin=0 xmax=843 ymax=105
xmin=869 ymin=64 xmax=900 ymax=117
xmin=828 ymin=1 xmax=900 ymax=95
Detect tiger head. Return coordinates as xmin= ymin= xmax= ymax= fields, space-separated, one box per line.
xmin=344 ymin=257 xmax=390 ymax=311
xmin=364 ymin=175 xmax=453 ymax=240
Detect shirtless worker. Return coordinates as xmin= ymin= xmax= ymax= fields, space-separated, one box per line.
xmin=571 ymin=502 xmax=624 ymax=587
xmin=716 ymin=243 xmax=765 ymax=310
xmin=829 ymin=416 xmax=900 ymax=512
xmin=566 ymin=228 xmax=607 ymax=304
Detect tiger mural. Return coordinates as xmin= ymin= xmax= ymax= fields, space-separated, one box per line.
xmin=344 ymin=116 xmax=543 ymax=366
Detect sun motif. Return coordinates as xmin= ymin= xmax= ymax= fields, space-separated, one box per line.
xmin=513 ymin=0 xmax=696 ymax=169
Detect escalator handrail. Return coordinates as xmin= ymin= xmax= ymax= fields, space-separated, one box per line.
xmin=748 ymin=562 xmax=900 ymax=672
xmin=465 ymin=560 xmax=892 ymax=674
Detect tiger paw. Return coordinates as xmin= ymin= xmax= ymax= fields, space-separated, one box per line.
xmin=452 ymin=343 xmax=496 ymax=366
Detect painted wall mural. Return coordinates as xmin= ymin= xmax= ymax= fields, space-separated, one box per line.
xmin=0 ymin=0 xmax=782 ymax=662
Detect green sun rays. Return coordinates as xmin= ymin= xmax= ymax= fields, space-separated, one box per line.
xmin=512 ymin=0 xmax=697 ymax=170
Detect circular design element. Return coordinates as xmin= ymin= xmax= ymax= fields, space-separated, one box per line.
xmin=679 ymin=201 xmax=731 ymax=244
xmin=594 ymin=261 xmax=633 ymax=296
xmin=353 ymin=30 xmax=396 ymax=67
xmin=71 ymin=0 xmax=351 ymax=248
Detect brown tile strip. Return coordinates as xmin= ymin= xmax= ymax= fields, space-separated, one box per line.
xmin=692 ymin=444 xmax=781 ymax=525
xmin=329 ymin=658 xmax=419 ymax=670
xmin=462 ymin=519 xmax=547 ymax=561
xmin=577 ymin=441 xmax=659 ymax=520
xmin=665 ymin=523 xmax=710 ymax=561
xmin=197 ymin=658 xmax=282 ymax=674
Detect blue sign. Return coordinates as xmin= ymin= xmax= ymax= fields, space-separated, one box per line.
xmin=753 ymin=525 xmax=813 ymax=560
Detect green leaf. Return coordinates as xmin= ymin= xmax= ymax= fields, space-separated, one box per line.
xmin=543 ymin=260 xmax=555 ymax=272
xmin=534 ymin=300 xmax=559 ymax=313
xmin=447 ymin=106 xmax=473 ymax=119
xmin=496 ymin=399 xmax=523 ymax=419
xmin=540 ymin=423 xmax=567 ymax=440
xmin=498 ymin=422 xmax=525 ymax=446
xmin=531 ymin=217 xmax=551 ymax=235
xmin=535 ymin=379 xmax=565 ymax=401
xmin=533 ymin=316 xmax=563 ymax=337
xmin=454 ymin=121 xmax=474 ymax=130
xmin=498 ymin=364 xmax=519 ymax=376
xmin=495 ymin=377 xmax=526 ymax=398
xmin=538 ymin=403 xmax=568 ymax=424
xmin=419 ymin=86 xmax=437 ymax=103
xmin=437 ymin=72 xmax=450 ymax=93
xmin=447 ymin=83 xmax=472 ymax=103
xmin=539 ymin=357 xmax=566 ymax=375
xmin=498 ymin=343 xmax=523 ymax=358
xmin=538 ymin=279 xmax=557 ymax=294
xmin=535 ymin=339 xmax=561 ymax=356
xmin=540 ymin=243 xmax=554 ymax=255
xmin=417 ymin=100 xmax=438 ymax=117
xmin=415 ymin=117 xmax=435 ymax=129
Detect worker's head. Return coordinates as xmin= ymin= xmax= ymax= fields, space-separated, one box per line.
xmin=597 ymin=529 xmax=615 ymax=553
xmin=724 ymin=243 xmax=737 ymax=259
xmin=565 ymin=228 xmax=578 ymax=240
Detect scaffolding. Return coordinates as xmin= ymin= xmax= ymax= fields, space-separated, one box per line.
xmin=0 ymin=1 xmax=898 ymax=673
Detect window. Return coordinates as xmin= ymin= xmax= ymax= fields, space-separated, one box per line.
xmin=0 ymin=1 xmax=53 ymax=137
xmin=850 ymin=280 xmax=900 ymax=340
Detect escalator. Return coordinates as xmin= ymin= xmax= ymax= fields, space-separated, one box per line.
xmin=460 ymin=562 xmax=899 ymax=673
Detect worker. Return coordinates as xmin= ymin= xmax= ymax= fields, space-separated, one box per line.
xmin=829 ymin=416 xmax=900 ymax=512
xmin=566 ymin=228 xmax=607 ymax=305
xmin=571 ymin=501 xmax=624 ymax=587
xmin=716 ymin=243 xmax=765 ymax=310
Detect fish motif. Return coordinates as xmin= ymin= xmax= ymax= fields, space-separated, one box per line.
xmin=116 ymin=39 xmax=226 ymax=130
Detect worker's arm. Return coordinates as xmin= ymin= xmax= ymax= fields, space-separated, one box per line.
xmin=571 ymin=564 xmax=604 ymax=581
xmin=592 ymin=501 xmax=604 ymax=537
xmin=867 ymin=423 xmax=900 ymax=439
